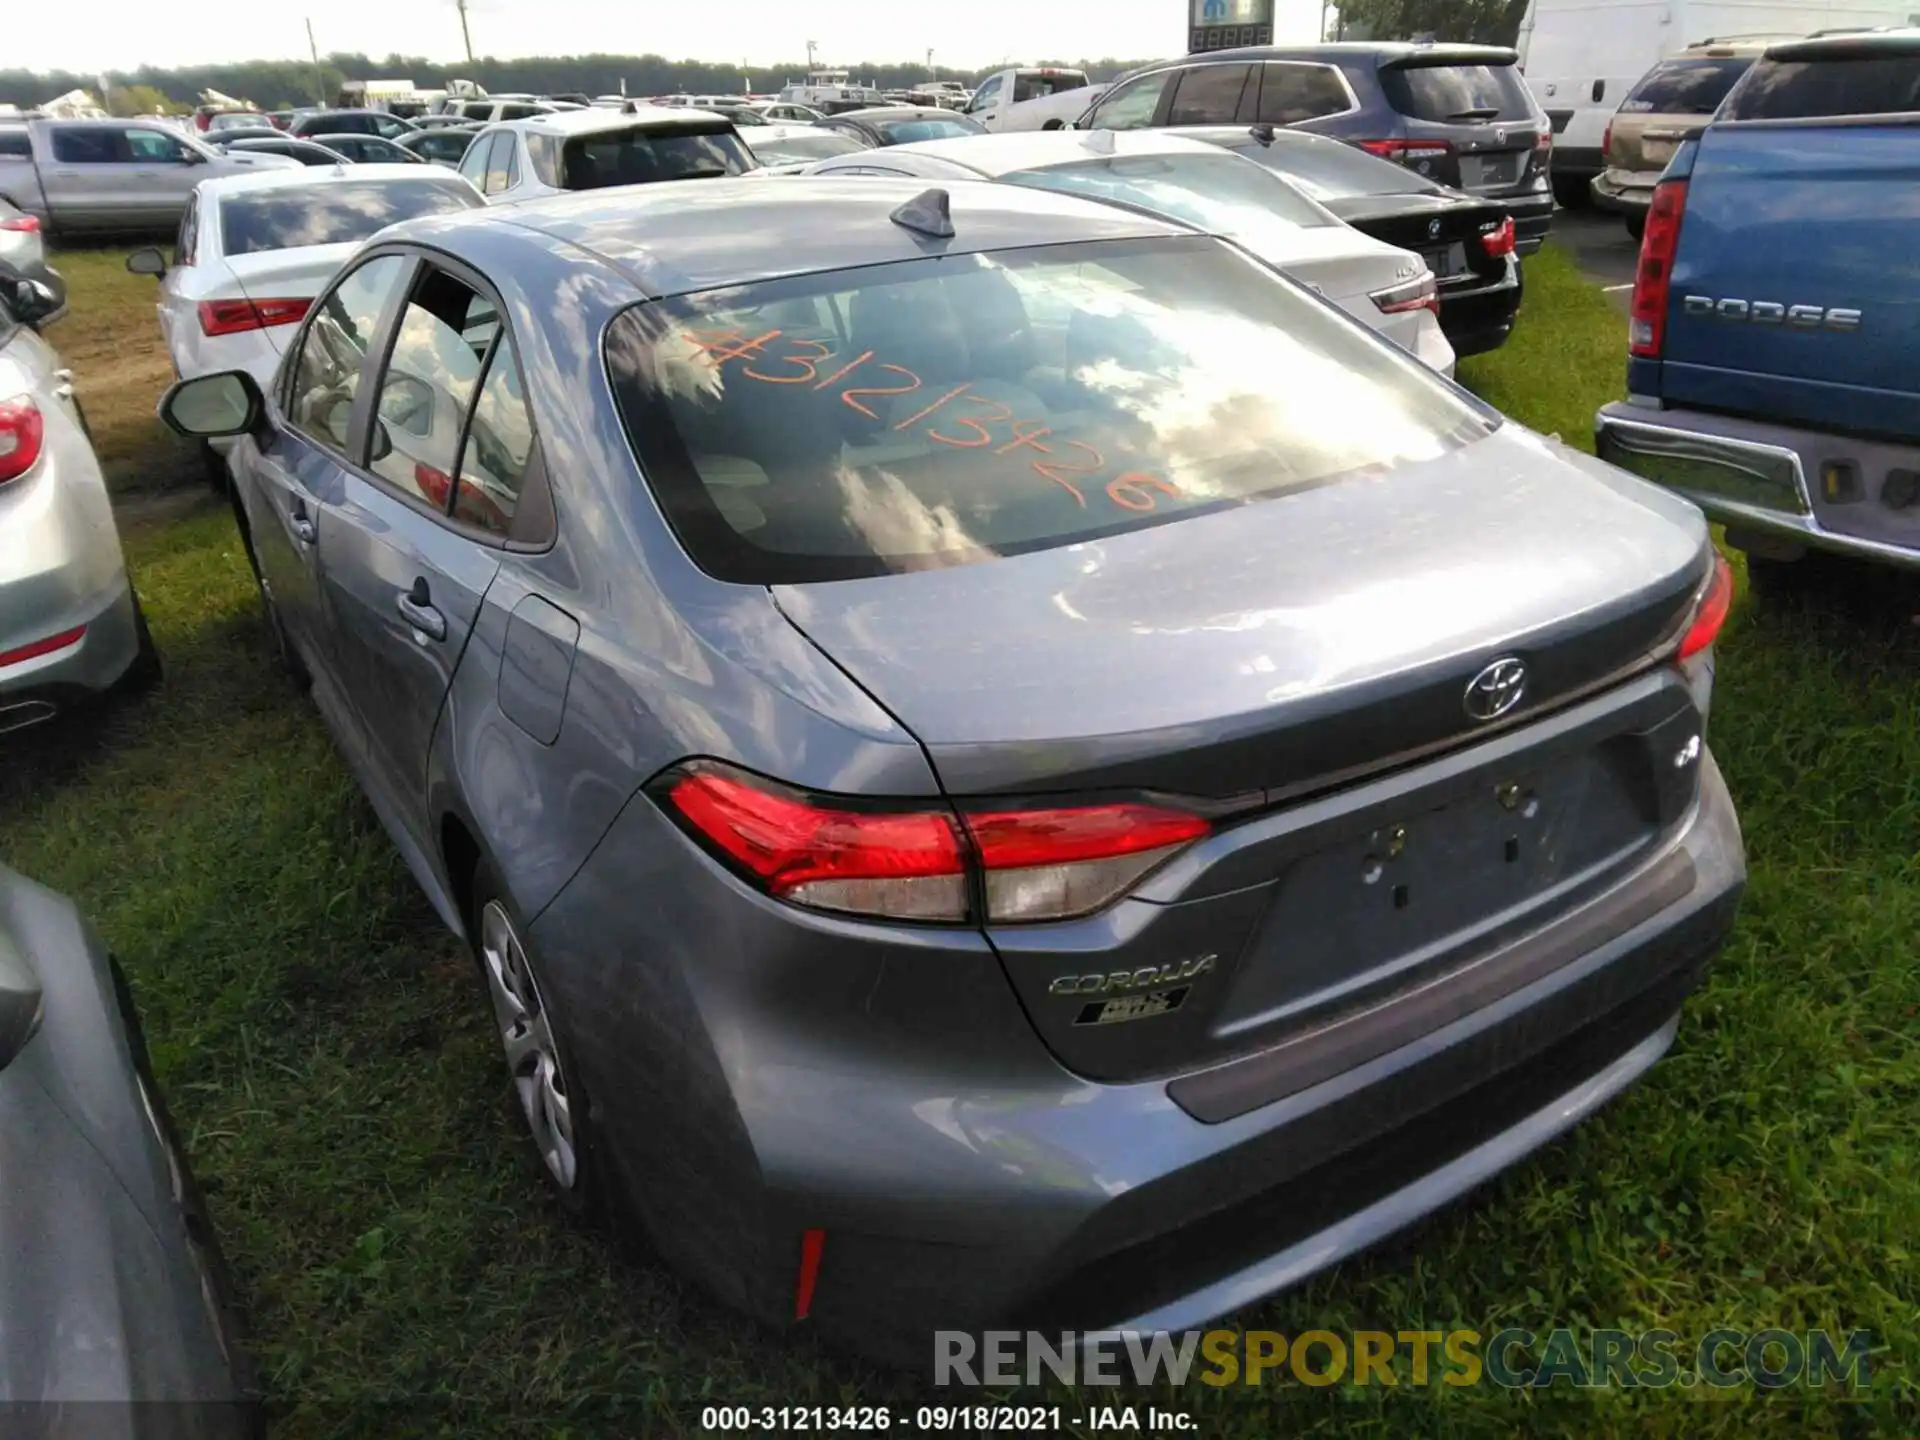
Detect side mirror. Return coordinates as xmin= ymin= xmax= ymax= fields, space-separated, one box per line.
xmin=180 ymin=147 xmax=207 ymax=165
xmin=157 ymin=370 xmax=263 ymax=438
xmin=4 ymin=276 xmax=61 ymax=325
xmin=1250 ymin=123 xmax=1277 ymax=147
xmin=0 ymin=930 xmax=44 ymax=1076
xmin=126 ymin=247 xmax=167 ymax=278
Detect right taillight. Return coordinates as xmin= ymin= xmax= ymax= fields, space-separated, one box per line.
xmin=0 ymin=395 xmax=45 ymax=485
xmin=1676 ymin=552 xmax=1733 ymax=661
xmin=658 ymin=762 xmax=1210 ymax=925
xmin=1630 ymin=177 xmax=1689 ymax=358
xmin=0 ymin=214 xmax=39 ymax=234
xmin=1480 ymin=217 xmax=1516 ymax=258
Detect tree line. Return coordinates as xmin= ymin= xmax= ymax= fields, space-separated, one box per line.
xmin=0 ymin=52 xmax=1162 ymax=112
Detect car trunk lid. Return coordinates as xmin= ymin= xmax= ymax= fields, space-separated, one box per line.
xmin=1319 ymin=190 xmax=1510 ymax=290
xmin=772 ymin=426 xmax=1710 ymax=1082
xmin=223 ymin=242 xmax=360 ymax=353
xmin=1375 ymin=51 xmax=1545 ymax=195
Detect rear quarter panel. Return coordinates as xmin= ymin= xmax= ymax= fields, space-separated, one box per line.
xmin=1661 ymin=119 xmax=1920 ymax=436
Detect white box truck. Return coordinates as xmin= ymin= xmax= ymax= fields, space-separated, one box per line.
xmin=1516 ymin=0 xmax=1920 ymax=204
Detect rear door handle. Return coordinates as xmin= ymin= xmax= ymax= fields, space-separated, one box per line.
xmin=289 ymin=502 xmax=316 ymax=546
xmin=396 ymin=578 xmax=447 ymax=642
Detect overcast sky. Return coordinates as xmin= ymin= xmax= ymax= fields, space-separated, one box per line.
xmin=18 ymin=0 xmax=1330 ymax=76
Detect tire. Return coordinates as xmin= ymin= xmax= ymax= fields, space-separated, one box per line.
xmin=234 ymin=511 xmax=311 ymax=689
xmin=117 ymin=592 xmax=163 ymax=698
xmin=1741 ymin=553 xmax=1812 ymax=602
xmin=469 ymin=861 xmax=602 ymax=1222
xmin=200 ymin=440 xmax=230 ymax=494
xmin=1552 ymin=173 xmax=1592 ymax=209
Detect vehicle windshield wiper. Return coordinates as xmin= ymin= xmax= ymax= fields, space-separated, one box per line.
xmin=1449 ymin=107 xmax=1503 ymax=121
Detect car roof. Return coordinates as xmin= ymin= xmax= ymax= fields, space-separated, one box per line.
xmin=194 ymin=162 xmax=455 ymax=199
xmin=1131 ymin=41 xmax=1517 ymax=71
xmin=389 ymin=174 xmax=1187 ymax=299
xmin=497 ymin=107 xmax=730 ymax=137
xmin=874 ymin=128 xmax=1234 ymax=177
xmin=832 ymin=106 xmax=967 ymax=122
xmin=1767 ymin=26 xmax=1920 ymax=59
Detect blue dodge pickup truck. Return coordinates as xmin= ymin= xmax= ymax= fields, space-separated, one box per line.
xmin=1595 ymin=30 xmax=1920 ymax=592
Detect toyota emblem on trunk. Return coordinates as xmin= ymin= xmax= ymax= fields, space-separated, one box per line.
xmin=1464 ymin=658 xmax=1527 ymax=722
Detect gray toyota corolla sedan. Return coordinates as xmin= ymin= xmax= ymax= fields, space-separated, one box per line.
xmin=156 ymin=176 xmax=1745 ymax=1362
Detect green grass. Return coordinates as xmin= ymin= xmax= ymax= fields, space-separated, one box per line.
xmin=4 ymin=244 xmax=1915 ymax=1437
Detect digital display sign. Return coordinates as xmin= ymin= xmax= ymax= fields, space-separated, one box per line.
xmin=1188 ymin=0 xmax=1275 ymax=53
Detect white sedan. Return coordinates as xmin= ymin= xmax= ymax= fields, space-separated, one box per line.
xmin=803 ymin=130 xmax=1456 ymax=375
xmin=126 ymin=165 xmax=484 ymax=402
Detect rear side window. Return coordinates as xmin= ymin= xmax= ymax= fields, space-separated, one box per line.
xmin=560 ymin=126 xmax=755 ymax=187
xmin=220 ymin=180 xmax=479 ymax=256
xmin=50 ymin=128 xmax=122 ymax=163
xmin=1012 ymin=72 xmax=1088 ymax=102
xmin=1620 ymin=57 xmax=1752 ymax=115
xmin=1382 ymin=62 xmax=1534 ymax=123
xmin=1256 ymin=63 xmax=1353 ymax=124
xmin=603 ymin=237 xmax=1487 ymax=584
xmin=1723 ymin=51 xmax=1920 ymax=120
xmin=0 ymin=129 xmax=28 ymax=158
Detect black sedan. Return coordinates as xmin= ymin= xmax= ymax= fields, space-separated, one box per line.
xmin=814 ymin=106 xmax=986 ymax=148
xmin=1185 ymin=124 xmax=1525 ymax=357
xmin=223 ymin=136 xmax=354 ymax=167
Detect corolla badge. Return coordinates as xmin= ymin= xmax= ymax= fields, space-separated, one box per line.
xmin=1464 ymin=657 xmax=1528 ymax=722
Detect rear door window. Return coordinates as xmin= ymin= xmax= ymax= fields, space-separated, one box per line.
xmin=1723 ymin=49 xmax=1920 ymax=120
xmin=1256 ymin=63 xmax=1353 ymax=124
xmin=1620 ymin=57 xmax=1752 ymax=115
xmin=285 ymin=255 xmax=410 ymax=452
xmin=50 ymin=127 xmax=125 ymax=163
xmin=368 ymin=269 xmax=500 ymax=509
xmin=1381 ymin=63 xmax=1535 ymax=122
xmin=1166 ymin=64 xmax=1255 ymax=126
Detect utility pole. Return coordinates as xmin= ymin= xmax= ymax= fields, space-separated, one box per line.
xmin=305 ymin=19 xmax=327 ymax=106
xmin=455 ymin=0 xmax=475 ymax=64
xmin=926 ymin=47 xmax=934 ymax=79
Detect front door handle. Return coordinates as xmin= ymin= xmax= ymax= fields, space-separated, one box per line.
xmin=289 ymin=504 xmax=316 ymax=546
xmin=396 ymin=578 xmax=447 ymax=642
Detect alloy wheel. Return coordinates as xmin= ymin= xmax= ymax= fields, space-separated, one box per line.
xmin=478 ymin=900 xmax=578 ymax=1191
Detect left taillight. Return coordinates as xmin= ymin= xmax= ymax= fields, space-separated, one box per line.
xmin=0 ymin=396 xmax=45 ymax=485
xmin=1676 ymin=552 xmax=1733 ymax=661
xmin=197 ymin=296 xmax=311 ymax=336
xmin=658 ymin=761 xmax=1210 ymax=925
xmin=1371 ymin=270 xmax=1440 ymax=316
xmin=1630 ymin=178 xmax=1689 ymax=359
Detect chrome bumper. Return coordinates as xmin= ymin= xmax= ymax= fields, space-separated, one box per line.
xmin=1595 ymin=403 xmax=1920 ymax=572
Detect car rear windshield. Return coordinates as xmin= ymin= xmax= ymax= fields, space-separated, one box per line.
xmin=220 ymin=180 xmax=479 ymax=256
xmin=1620 ymin=57 xmax=1752 ymax=115
xmin=1381 ymin=61 xmax=1534 ymax=123
xmin=1013 ymin=71 xmax=1090 ymax=101
xmin=560 ymin=126 xmax=757 ymax=187
xmin=1001 ymin=151 xmax=1337 ymax=238
xmin=872 ymin=115 xmax=984 ymax=143
xmin=604 ymin=236 xmax=1490 ymax=583
xmin=1722 ymin=50 xmax=1920 ymax=120
xmin=747 ymin=131 xmax=869 ymax=164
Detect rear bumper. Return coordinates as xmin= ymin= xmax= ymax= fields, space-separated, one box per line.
xmin=539 ymin=749 xmax=1743 ymax=1365
xmin=1595 ymin=402 xmax=1920 ymax=571
xmin=0 ymin=572 xmax=142 ymax=733
xmin=1590 ymin=171 xmax=1655 ymax=219
xmin=1438 ymin=256 xmax=1523 ymax=358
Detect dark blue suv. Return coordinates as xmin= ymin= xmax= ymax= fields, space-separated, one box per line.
xmin=1079 ymin=42 xmax=1555 ymax=253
